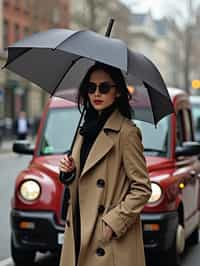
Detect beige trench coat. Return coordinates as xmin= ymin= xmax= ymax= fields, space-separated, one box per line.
xmin=59 ymin=110 xmax=152 ymax=266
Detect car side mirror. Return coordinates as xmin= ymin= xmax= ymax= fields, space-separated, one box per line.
xmin=175 ymin=141 xmax=200 ymax=157
xmin=12 ymin=140 xmax=34 ymax=155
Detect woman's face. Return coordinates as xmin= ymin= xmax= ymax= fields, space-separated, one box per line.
xmin=87 ymin=70 xmax=119 ymax=112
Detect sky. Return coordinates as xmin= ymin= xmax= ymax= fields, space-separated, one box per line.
xmin=121 ymin=0 xmax=164 ymax=18
xmin=120 ymin=0 xmax=200 ymax=19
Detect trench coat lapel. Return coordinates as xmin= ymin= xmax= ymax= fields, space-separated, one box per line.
xmin=80 ymin=130 xmax=114 ymax=178
xmin=80 ymin=110 xmax=124 ymax=178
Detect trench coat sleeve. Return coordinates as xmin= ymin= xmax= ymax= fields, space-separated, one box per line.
xmin=102 ymin=125 xmax=152 ymax=238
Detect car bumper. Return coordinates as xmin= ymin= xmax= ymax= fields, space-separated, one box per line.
xmin=141 ymin=211 xmax=178 ymax=252
xmin=11 ymin=209 xmax=65 ymax=252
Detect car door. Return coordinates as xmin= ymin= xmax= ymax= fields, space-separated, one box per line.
xmin=176 ymin=108 xmax=200 ymax=236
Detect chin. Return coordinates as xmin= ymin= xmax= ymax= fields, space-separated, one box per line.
xmin=92 ymin=105 xmax=105 ymax=111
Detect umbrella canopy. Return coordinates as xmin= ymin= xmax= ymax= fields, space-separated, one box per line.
xmin=3 ymin=28 xmax=174 ymax=125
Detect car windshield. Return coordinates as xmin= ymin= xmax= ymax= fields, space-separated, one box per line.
xmin=191 ymin=104 xmax=200 ymax=142
xmin=134 ymin=115 xmax=170 ymax=157
xmin=39 ymin=108 xmax=80 ymax=155
xmin=39 ymin=107 xmax=170 ymax=157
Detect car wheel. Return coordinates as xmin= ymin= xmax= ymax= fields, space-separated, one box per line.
xmin=11 ymin=235 xmax=36 ymax=265
xmin=187 ymin=227 xmax=199 ymax=245
xmin=158 ymin=224 xmax=185 ymax=266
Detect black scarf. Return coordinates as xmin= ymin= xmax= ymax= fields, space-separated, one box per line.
xmin=79 ymin=103 xmax=116 ymax=173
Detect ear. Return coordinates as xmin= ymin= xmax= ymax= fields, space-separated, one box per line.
xmin=116 ymin=92 xmax=120 ymax=98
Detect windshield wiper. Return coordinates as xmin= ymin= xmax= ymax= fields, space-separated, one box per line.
xmin=144 ymin=148 xmax=166 ymax=155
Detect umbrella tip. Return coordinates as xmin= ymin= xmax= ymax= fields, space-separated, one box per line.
xmin=105 ymin=18 xmax=115 ymax=37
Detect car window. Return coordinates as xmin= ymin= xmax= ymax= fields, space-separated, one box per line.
xmin=39 ymin=108 xmax=80 ymax=155
xmin=183 ymin=109 xmax=194 ymax=141
xmin=191 ymin=104 xmax=200 ymax=141
xmin=134 ymin=115 xmax=170 ymax=157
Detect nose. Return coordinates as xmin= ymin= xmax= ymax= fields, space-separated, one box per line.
xmin=94 ymin=87 xmax=100 ymax=96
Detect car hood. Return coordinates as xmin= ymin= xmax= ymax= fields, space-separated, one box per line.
xmin=30 ymin=155 xmax=63 ymax=176
xmin=146 ymin=156 xmax=173 ymax=172
xmin=30 ymin=155 xmax=174 ymax=177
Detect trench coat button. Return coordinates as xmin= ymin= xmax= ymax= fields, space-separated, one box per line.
xmin=96 ymin=179 xmax=105 ymax=188
xmin=96 ymin=247 xmax=105 ymax=256
xmin=98 ymin=205 xmax=105 ymax=214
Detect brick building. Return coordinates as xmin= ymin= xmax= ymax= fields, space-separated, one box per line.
xmin=2 ymin=0 xmax=70 ymax=123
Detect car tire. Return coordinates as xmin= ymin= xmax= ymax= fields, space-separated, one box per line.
xmin=11 ymin=235 xmax=36 ymax=265
xmin=158 ymin=223 xmax=184 ymax=266
xmin=187 ymin=227 xmax=199 ymax=245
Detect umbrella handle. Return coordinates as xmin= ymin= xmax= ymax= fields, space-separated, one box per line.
xmin=105 ymin=18 xmax=115 ymax=37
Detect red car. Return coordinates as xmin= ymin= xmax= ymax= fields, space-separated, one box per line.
xmin=11 ymin=88 xmax=200 ymax=266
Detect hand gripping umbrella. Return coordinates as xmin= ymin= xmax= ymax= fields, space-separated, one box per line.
xmin=3 ymin=19 xmax=174 ymax=184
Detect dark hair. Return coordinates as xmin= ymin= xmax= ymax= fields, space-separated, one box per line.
xmin=77 ymin=63 xmax=132 ymax=119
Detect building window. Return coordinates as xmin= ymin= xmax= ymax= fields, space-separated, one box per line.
xmin=4 ymin=0 xmax=9 ymax=6
xmin=14 ymin=24 xmax=20 ymax=41
xmin=52 ymin=7 xmax=60 ymax=24
xmin=3 ymin=19 xmax=9 ymax=49
xmin=14 ymin=0 xmax=20 ymax=9
xmin=23 ymin=0 xmax=30 ymax=13
xmin=24 ymin=27 xmax=29 ymax=36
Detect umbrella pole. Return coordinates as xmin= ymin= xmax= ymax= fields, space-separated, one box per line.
xmin=59 ymin=18 xmax=115 ymax=185
xmin=69 ymin=107 xmax=85 ymax=155
xmin=59 ymin=107 xmax=86 ymax=185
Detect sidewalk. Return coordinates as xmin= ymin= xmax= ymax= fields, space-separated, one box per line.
xmin=0 ymin=139 xmax=13 ymax=153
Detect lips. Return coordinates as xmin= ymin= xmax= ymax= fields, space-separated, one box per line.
xmin=94 ymin=100 xmax=103 ymax=105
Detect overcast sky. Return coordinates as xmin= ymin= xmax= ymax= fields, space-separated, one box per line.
xmin=120 ymin=0 xmax=200 ymax=19
xmin=121 ymin=0 xmax=164 ymax=18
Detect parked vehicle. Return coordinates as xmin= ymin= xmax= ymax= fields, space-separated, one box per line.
xmin=11 ymin=88 xmax=200 ymax=266
xmin=190 ymin=95 xmax=200 ymax=142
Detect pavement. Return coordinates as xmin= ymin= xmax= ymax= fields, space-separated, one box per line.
xmin=0 ymin=139 xmax=13 ymax=154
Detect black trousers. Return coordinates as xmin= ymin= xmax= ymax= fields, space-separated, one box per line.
xmin=17 ymin=133 xmax=27 ymax=140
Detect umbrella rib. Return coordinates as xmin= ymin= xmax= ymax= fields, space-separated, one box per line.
xmin=2 ymin=48 xmax=32 ymax=69
xmin=144 ymin=82 xmax=157 ymax=126
xmin=50 ymin=56 xmax=82 ymax=96
xmin=53 ymin=30 xmax=85 ymax=50
xmin=144 ymin=81 xmax=174 ymax=126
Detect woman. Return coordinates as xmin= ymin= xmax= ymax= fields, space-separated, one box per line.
xmin=59 ymin=63 xmax=152 ymax=266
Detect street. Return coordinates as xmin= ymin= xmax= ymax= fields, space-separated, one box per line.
xmin=0 ymin=152 xmax=199 ymax=266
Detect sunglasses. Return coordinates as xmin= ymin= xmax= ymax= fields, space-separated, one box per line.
xmin=86 ymin=82 xmax=117 ymax=94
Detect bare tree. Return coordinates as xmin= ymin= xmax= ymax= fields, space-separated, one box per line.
xmin=72 ymin=0 xmax=113 ymax=32
xmin=164 ymin=0 xmax=200 ymax=93
xmin=182 ymin=0 xmax=195 ymax=92
xmin=71 ymin=0 xmax=133 ymax=43
xmin=190 ymin=6 xmax=200 ymax=91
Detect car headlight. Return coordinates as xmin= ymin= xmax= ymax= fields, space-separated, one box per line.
xmin=19 ymin=180 xmax=41 ymax=201
xmin=148 ymin=183 xmax=162 ymax=204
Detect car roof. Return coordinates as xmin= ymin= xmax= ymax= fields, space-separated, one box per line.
xmin=189 ymin=95 xmax=200 ymax=104
xmin=49 ymin=89 xmax=77 ymax=108
xmin=48 ymin=87 xmax=188 ymax=109
xmin=168 ymin=87 xmax=187 ymax=99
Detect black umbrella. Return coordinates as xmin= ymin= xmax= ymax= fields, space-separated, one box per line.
xmin=3 ymin=19 xmax=174 ymax=158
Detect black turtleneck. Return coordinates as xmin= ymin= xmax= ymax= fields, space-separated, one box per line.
xmin=79 ymin=102 xmax=116 ymax=174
